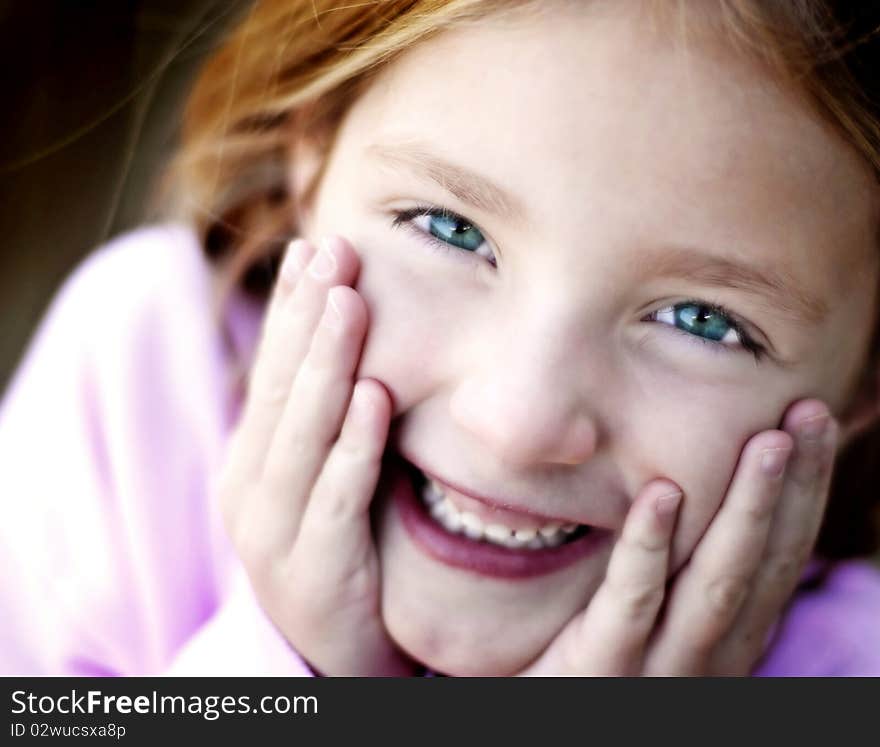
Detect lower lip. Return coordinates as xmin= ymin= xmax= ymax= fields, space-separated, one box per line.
xmin=390 ymin=460 xmax=610 ymax=580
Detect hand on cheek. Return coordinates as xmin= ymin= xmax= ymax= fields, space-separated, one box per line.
xmin=518 ymin=399 xmax=838 ymax=676
xmin=219 ymin=234 xmax=417 ymax=676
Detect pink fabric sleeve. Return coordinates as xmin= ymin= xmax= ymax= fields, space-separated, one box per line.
xmin=0 ymin=225 xmax=312 ymax=676
xmin=163 ymin=564 xmax=315 ymax=677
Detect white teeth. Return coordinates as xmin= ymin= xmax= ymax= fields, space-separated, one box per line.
xmin=485 ymin=524 xmax=512 ymax=543
xmin=440 ymin=511 xmax=463 ymax=534
xmin=460 ymin=512 xmax=484 ymax=540
xmin=424 ymin=480 xmax=444 ymax=505
xmin=504 ymin=534 xmax=528 ymax=549
xmin=419 ymin=477 xmax=583 ymax=550
xmin=514 ymin=527 xmax=537 ymax=542
xmin=430 ymin=499 xmax=450 ymax=520
xmin=431 ymin=499 xmax=463 ymax=533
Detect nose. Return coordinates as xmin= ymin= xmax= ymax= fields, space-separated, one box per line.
xmin=448 ymin=339 xmax=600 ymax=469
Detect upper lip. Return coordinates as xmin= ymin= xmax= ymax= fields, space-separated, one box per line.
xmin=401 ymin=449 xmax=617 ymax=530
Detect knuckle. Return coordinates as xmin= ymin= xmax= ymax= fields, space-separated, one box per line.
xmin=788 ymin=456 xmax=820 ymax=490
xmin=782 ymin=537 xmax=814 ymax=565
xmin=336 ymin=423 xmax=369 ymax=459
xmin=705 ymin=575 xmax=749 ymax=619
xmin=761 ymin=546 xmax=810 ymax=589
xmin=299 ymin=349 xmax=329 ymax=378
xmin=687 ymin=635 xmax=717 ymax=663
xmin=247 ymin=373 xmax=292 ymax=411
xmin=303 ymin=324 xmax=344 ymax=374
xmin=314 ymin=490 xmax=354 ymax=525
xmin=334 ymin=561 xmax=377 ymax=607
xmin=608 ymin=578 xmax=665 ymax=621
xmin=337 ymin=435 xmax=379 ymax=473
xmin=721 ymin=627 xmax=771 ymax=673
xmin=742 ymin=491 xmax=778 ymax=522
xmin=318 ymin=427 xmax=369 ymax=476
xmin=763 ymin=557 xmax=798 ymax=588
xmin=736 ymin=624 xmax=768 ymax=655
xmin=621 ymin=524 xmax=667 ymax=554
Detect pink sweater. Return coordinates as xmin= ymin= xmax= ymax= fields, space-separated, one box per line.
xmin=1 ymin=224 xmax=878 ymax=676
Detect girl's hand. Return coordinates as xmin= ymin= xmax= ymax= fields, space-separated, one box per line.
xmin=218 ymin=235 xmax=417 ymax=676
xmin=519 ymin=399 xmax=838 ymax=676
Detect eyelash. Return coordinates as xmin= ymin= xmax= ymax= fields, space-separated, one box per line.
xmin=644 ymin=300 xmax=766 ymax=362
xmin=389 ymin=203 xmax=767 ymax=362
xmin=391 ymin=204 xmax=497 ymax=266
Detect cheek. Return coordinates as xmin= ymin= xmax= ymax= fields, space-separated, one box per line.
xmin=306 ymin=190 xmax=480 ymax=414
xmin=331 ymin=231 xmax=469 ymax=414
xmin=619 ymin=372 xmax=790 ymax=572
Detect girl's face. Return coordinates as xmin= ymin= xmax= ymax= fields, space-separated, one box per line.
xmin=291 ymin=2 xmax=879 ymax=674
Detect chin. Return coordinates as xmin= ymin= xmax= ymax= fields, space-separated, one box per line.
xmin=386 ymin=617 xmax=536 ymax=676
xmin=382 ymin=556 xmax=564 ymax=677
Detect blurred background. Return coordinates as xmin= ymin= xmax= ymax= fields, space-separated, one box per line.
xmin=0 ymin=0 xmax=243 ymax=395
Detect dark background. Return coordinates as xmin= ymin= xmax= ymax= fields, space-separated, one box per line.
xmin=0 ymin=0 xmax=241 ymax=395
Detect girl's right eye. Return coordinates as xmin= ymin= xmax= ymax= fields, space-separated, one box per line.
xmin=391 ymin=205 xmax=497 ymax=266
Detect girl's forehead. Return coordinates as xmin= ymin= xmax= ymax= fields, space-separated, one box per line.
xmin=361 ymin=2 xmax=861 ymax=180
xmin=343 ymin=3 xmax=878 ymax=291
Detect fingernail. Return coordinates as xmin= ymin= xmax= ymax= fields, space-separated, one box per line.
xmin=280 ymin=238 xmax=308 ymax=283
xmin=322 ymin=287 xmax=343 ymax=329
xmin=308 ymin=237 xmax=337 ymax=279
xmin=799 ymin=412 xmax=829 ymax=441
xmin=760 ymin=447 xmax=791 ymax=479
xmin=654 ymin=491 xmax=682 ymax=516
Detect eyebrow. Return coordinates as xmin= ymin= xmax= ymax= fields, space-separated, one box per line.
xmin=642 ymin=246 xmax=829 ymax=326
xmin=368 ymin=139 xmax=527 ymax=223
xmin=367 ymin=138 xmax=828 ymax=327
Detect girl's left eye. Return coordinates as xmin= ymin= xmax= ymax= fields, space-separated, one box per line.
xmin=645 ymin=302 xmax=766 ymax=361
xmin=391 ymin=205 xmax=497 ymax=266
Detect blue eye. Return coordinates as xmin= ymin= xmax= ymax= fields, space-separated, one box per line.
xmin=647 ymin=301 xmax=766 ymax=361
xmin=391 ymin=205 xmax=497 ymax=266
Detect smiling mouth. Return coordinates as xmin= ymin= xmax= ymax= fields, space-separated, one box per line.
xmin=389 ymin=456 xmax=609 ymax=579
xmin=405 ymin=461 xmax=593 ymax=550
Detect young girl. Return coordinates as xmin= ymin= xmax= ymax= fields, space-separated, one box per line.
xmin=2 ymin=0 xmax=879 ymax=676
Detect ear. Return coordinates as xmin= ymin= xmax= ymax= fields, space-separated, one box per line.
xmin=836 ymin=356 xmax=880 ymax=450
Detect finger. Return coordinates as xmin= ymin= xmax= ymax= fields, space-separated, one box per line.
xmin=642 ymin=429 xmax=793 ymax=675
xmin=222 ymin=238 xmax=313 ymax=477
xmin=293 ymin=379 xmax=390 ymax=593
xmin=260 ymin=284 xmax=369 ymax=544
xmin=528 ymin=481 xmax=682 ymax=676
xmin=235 ymin=236 xmax=359 ymax=479
xmin=281 ymin=379 xmax=392 ymax=676
xmin=712 ymin=402 xmax=838 ymax=672
xmin=235 ymin=374 xmax=414 ymax=677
